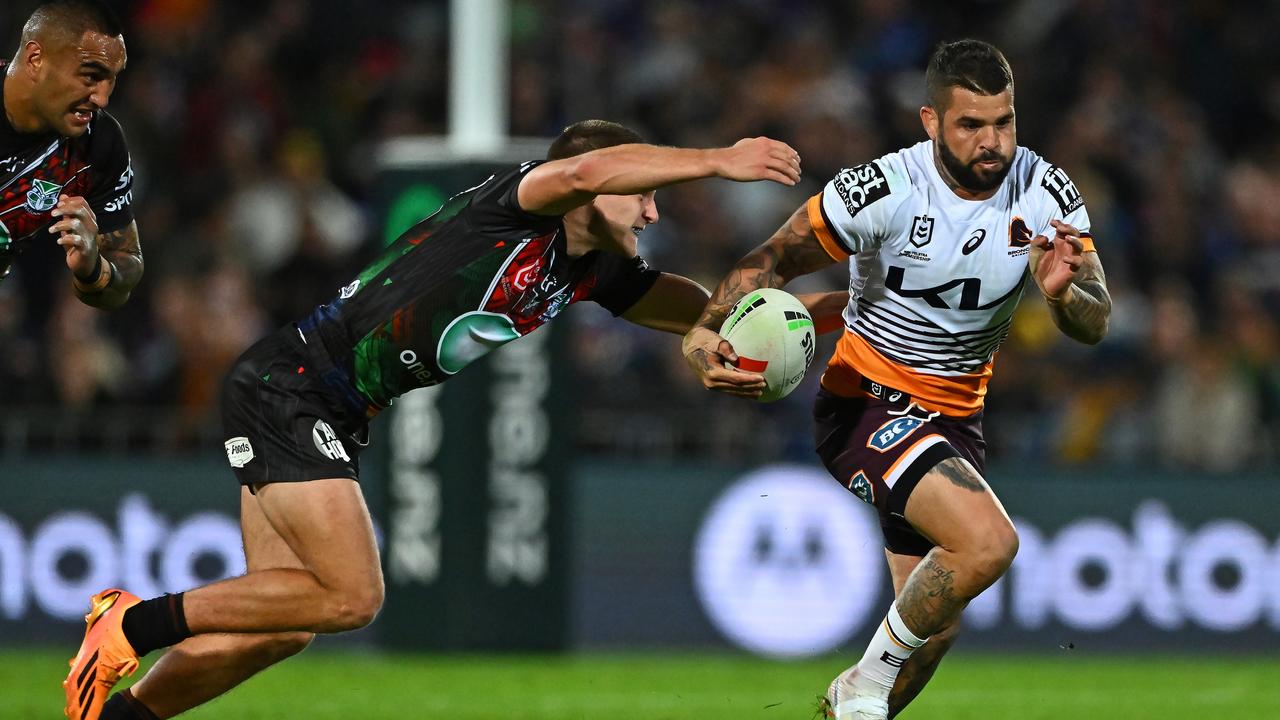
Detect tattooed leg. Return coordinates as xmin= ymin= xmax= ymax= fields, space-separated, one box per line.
xmin=882 ymin=550 xmax=960 ymax=718
xmin=896 ymin=457 xmax=1019 ymax=637
xmin=824 ymin=458 xmax=1018 ymax=716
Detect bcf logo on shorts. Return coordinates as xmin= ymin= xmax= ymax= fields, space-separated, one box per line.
xmin=312 ymin=420 xmax=350 ymax=462
xmin=867 ymin=416 xmax=924 ymax=453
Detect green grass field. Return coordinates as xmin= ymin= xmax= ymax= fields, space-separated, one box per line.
xmin=11 ymin=650 xmax=1279 ymax=719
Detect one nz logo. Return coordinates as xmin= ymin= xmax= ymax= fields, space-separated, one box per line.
xmin=25 ymin=178 xmax=62 ymax=213
xmin=867 ymin=416 xmax=925 ymax=453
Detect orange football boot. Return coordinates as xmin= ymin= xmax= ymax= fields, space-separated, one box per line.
xmin=63 ymin=589 xmax=142 ymax=720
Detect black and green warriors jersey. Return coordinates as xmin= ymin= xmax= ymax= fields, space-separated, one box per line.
xmin=0 ymin=61 xmax=135 ymax=282
xmin=297 ymin=161 xmax=660 ymax=416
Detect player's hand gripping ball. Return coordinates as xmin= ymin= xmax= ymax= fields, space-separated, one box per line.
xmin=718 ymin=288 xmax=816 ymax=402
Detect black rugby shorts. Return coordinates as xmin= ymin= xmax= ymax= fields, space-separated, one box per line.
xmin=220 ymin=326 xmax=368 ymax=489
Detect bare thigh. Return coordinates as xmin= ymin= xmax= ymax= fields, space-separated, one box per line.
xmin=250 ymin=479 xmax=383 ymax=594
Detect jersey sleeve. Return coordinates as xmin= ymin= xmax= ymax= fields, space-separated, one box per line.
xmin=585 ymin=252 xmax=661 ymax=316
xmin=83 ymin=112 xmax=134 ymax=234
xmin=807 ymin=156 xmax=906 ymax=261
xmin=1034 ymin=162 xmax=1095 ymax=252
xmin=466 ymin=160 xmax=563 ymax=237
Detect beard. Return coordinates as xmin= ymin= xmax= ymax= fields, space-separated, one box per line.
xmin=937 ymin=137 xmax=1012 ymax=193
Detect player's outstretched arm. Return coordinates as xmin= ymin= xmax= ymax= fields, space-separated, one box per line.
xmin=621 ymin=273 xmax=711 ymax=335
xmin=682 ymin=204 xmax=837 ymax=395
xmin=1029 ymin=219 xmax=1110 ymax=345
xmin=517 ymin=137 xmax=801 ymax=216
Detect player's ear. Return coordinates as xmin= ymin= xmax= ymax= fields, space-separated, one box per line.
xmin=22 ymin=41 xmax=44 ymax=75
xmin=920 ymin=106 xmax=938 ymax=141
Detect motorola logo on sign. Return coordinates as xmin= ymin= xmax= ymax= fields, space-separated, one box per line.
xmin=692 ymin=465 xmax=883 ymax=658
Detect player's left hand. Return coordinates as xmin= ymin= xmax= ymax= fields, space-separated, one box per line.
xmin=49 ymin=194 xmax=101 ymax=281
xmin=711 ymin=137 xmax=802 ymax=186
xmin=1029 ymin=219 xmax=1085 ymax=301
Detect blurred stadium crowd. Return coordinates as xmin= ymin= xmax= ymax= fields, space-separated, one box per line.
xmin=1 ymin=0 xmax=1278 ymax=471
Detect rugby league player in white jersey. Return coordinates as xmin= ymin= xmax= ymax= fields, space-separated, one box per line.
xmin=683 ymin=39 xmax=1112 ymax=719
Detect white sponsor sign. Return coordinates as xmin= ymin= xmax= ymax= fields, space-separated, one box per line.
xmin=694 ymin=468 xmax=1280 ymax=658
xmin=693 ymin=465 xmax=883 ymax=658
xmin=0 ymin=494 xmax=245 ymax=620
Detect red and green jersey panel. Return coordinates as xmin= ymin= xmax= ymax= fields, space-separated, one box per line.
xmin=298 ymin=161 xmax=659 ymax=414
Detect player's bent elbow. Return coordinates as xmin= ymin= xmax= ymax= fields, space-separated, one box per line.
xmin=332 ymin=585 xmax=385 ymax=631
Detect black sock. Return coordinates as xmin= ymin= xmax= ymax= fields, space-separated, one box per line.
xmin=121 ymin=592 xmax=191 ymax=656
xmin=100 ymin=689 xmax=160 ymax=720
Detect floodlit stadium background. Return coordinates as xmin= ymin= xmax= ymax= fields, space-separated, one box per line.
xmin=1 ymin=0 xmax=1278 ymax=710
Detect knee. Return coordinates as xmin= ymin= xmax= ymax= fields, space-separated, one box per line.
xmin=330 ymin=583 xmax=384 ymax=631
xmin=963 ymin=520 xmax=1018 ymax=584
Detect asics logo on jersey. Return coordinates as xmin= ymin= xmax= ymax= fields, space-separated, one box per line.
xmin=312 ymin=420 xmax=350 ymax=462
xmin=962 ymin=228 xmax=986 ymax=255
xmin=832 ymin=162 xmax=890 ymax=218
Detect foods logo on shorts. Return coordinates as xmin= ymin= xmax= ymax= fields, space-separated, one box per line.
xmin=224 ymin=437 xmax=254 ymax=468
xmin=312 ymin=420 xmax=351 ymax=462
xmin=867 ymin=416 xmax=925 ymax=453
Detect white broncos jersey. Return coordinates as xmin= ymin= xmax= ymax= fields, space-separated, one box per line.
xmin=808 ymin=140 xmax=1095 ymax=416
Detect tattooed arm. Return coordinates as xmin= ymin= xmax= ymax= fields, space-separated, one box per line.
xmin=51 ymin=193 xmax=144 ymax=310
xmin=74 ymin=221 xmax=144 ymax=310
xmin=1029 ymin=219 xmax=1110 ymax=345
xmin=681 ymin=204 xmax=838 ymax=396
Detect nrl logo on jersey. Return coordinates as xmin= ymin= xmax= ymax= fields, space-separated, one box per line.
xmin=899 ymin=215 xmax=934 ymax=261
xmin=25 ymin=178 xmax=62 ymax=213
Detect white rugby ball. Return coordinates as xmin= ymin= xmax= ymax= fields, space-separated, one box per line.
xmin=719 ymin=288 xmax=816 ymax=402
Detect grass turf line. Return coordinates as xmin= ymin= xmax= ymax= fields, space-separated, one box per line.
xmin=8 ymin=650 xmax=1279 ymax=719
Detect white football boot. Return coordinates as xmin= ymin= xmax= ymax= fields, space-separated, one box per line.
xmin=820 ymin=670 xmax=890 ymax=720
